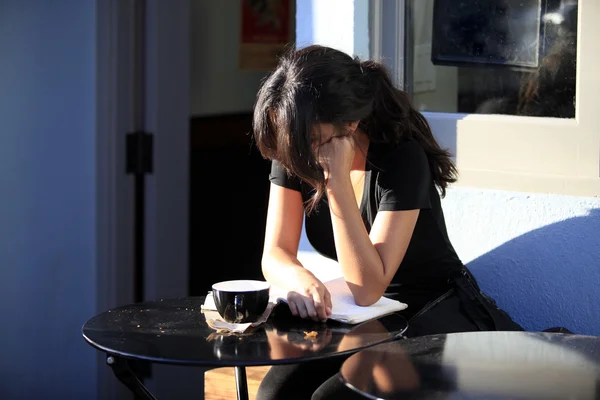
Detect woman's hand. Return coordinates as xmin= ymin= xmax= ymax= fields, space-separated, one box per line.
xmin=316 ymin=136 xmax=355 ymax=185
xmin=286 ymin=269 xmax=333 ymax=322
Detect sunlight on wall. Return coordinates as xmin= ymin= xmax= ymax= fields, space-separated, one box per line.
xmin=296 ymin=0 xmax=369 ymax=58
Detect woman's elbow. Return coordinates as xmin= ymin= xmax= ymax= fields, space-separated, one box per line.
xmin=354 ymin=296 xmax=379 ymax=307
xmin=349 ymin=284 xmax=385 ymax=307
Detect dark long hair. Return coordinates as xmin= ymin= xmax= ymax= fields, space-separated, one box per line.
xmin=518 ymin=18 xmax=577 ymax=118
xmin=253 ymin=45 xmax=457 ymax=213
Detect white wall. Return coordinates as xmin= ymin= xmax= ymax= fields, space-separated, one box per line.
xmin=190 ymin=0 xmax=269 ymax=116
xmin=296 ymin=0 xmax=369 ymax=58
xmin=0 ymin=0 xmax=98 ymax=397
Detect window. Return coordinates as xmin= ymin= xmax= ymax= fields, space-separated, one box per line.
xmin=373 ymin=0 xmax=599 ymax=197
xmin=410 ymin=0 xmax=577 ymax=119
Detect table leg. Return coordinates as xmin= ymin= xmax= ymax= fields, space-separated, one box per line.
xmin=106 ymin=355 xmax=158 ymax=400
xmin=234 ymin=365 xmax=249 ymax=400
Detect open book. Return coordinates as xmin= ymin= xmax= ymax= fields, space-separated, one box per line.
xmin=272 ymin=276 xmax=408 ymax=325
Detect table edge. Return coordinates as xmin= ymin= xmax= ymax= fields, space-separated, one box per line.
xmin=82 ymin=331 xmax=405 ymax=368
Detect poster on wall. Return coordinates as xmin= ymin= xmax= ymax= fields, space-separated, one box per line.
xmin=240 ymin=0 xmax=293 ymax=71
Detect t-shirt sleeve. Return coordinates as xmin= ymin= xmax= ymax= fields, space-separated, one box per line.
xmin=377 ymin=141 xmax=432 ymax=211
xmin=269 ymin=160 xmax=302 ymax=192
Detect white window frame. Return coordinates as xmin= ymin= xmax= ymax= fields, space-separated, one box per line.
xmin=371 ymin=0 xmax=600 ymax=197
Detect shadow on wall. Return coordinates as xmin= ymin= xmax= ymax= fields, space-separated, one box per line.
xmin=467 ymin=208 xmax=600 ymax=336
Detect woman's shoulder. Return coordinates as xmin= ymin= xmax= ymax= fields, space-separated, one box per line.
xmin=370 ymin=139 xmax=428 ymax=171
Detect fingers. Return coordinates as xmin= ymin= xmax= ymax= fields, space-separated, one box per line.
xmin=295 ymin=298 xmax=309 ymax=319
xmin=288 ymin=287 xmax=329 ymax=322
xmin=288 ymin=292 xmax=312 ymax=320
xmin=323 ymin=288 xmax=333 ymax=316
xmin=311 ymin=287 xmax=329 ymax=322
xmin=303 ymin=296 xmax=321 ymax=321
xmin=287 ymin=296 xmax=299 ymax=317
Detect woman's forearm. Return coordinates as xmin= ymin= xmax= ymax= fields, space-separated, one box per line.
xmin=326 ymin=176 xmax=387 ymax=305
xmin=261 ymin=247 xmax=313 ymax=292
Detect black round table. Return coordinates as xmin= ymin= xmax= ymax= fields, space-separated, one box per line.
xmin=340 ymin=331 xmax=600 ymax=399
xmin=82 ymin=296 xmax=408 ymax=400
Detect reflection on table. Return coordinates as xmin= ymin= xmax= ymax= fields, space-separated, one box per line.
xmin=82 ymin=296 xmax=408 ymax=366
xmin=341 ymin=331 xmax=600 ymax=399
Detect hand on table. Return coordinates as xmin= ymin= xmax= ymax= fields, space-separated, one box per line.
xmin=287 ymin=269 xmax=333 ymax=322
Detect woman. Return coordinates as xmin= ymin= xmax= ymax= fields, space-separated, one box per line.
xmin=252 ymin=44 xmax=522 ymax=399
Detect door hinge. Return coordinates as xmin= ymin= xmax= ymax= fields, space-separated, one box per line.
xmin=126 ymin=131 xmax=153 ymax=175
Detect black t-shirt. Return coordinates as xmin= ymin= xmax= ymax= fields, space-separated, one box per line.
xmin=269 ymin=140 xmax=464 ymax=316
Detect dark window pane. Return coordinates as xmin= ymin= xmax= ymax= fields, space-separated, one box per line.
xmin=409 ymin=0 xmax=577 ymax=118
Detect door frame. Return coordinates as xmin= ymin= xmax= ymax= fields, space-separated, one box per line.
xmin=96 ymin=1 xmax=136 ymax=398
xmin=95 ymin=0 xmax=191 ymax=398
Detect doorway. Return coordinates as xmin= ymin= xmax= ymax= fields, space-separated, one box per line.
xmin=97 ymin=1 xmax=294 ymax=398
xmin=188 ymin=0 xmax=295 ymax=296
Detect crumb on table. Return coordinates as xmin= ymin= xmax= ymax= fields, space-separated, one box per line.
xmin=303 ymin=331 xmax=319 ymax=340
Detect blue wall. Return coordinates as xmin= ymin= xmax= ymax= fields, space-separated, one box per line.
xmin=441 ymin=188 xmax=600 ymax=336
xmin=0 ymin=0 xmax=98 ymax=397
xmin=467 ymin=209 xmax=600 ymax=336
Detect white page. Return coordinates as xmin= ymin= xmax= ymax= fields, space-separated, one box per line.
xmin=272 ymin=276 xmax=408 ymax=324
xmin=324 ymin=277 xmax=408 ymax=323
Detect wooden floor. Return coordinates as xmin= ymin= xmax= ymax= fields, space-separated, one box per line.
xmin=205 ymin=366 xmax=270 ymax=400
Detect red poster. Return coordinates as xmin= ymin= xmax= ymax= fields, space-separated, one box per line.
xmin=240 ymin=0 xmax=293 ymax=70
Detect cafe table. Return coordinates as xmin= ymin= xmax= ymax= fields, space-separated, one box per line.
xmin=340 ymin=330 xmax=600 ymax=399
xmin=81 ymin=296 xmax=408 ymax=400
